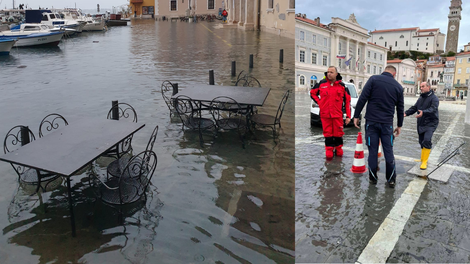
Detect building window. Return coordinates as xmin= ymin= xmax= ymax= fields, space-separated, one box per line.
xmin=385 ymin=41 xmax=387 ymax=47
xmin=431 ymin=71 xmax=433 ymax=77
xmin=467 ymin=68 xmax=470 ymax=73
xmin=467 ymin=58 xmax=470 ymax=63
xmin=289 ymin=0 xmax=295 ymax=9
xmin=417 ymin=43 xmax=419 ymax=47
xmin=466 ymin=79 xmax=469 ymax=85
xmin=379 ymin=66 xmax=382 ymax=73
xmin=300 ymin=31 xmax=304 ymax=41
xmin=406 ymin=40 xmax=408 ymax=46
xmin=208 ymin=0 xmax=215 ymax=9
xmin=268 ymin=0 xmax=273 ymax=9
xmin=312 ymin=53 xmax=317 ymax=65
xmin=368 ymin=51 xmax=370 ymax=58
xmin=379 ymin=36 xmax=384 ymax=39
xmin=339 ymin=43 xmax=342 ymax=52
xmin=170 ymin=0 xmax=177 ymax=11
xmin=457 ymin=79 xmax=460 ymax=84
xmin=367 ymin=65 xmax=370 ymax=73
xmin=142 ymin=6 xmax=154 ymax=15
xmin=380 ymin=54 xmax=383 ymax=60
xmin=458 ymin=68 xmax=461 ymax=74
xmin=374 ymin=53 xmax=376 ymax=59
xmin=300 ymin=75 xmax=305 ymax=85
xmin=400 ymin=35 xmax=404 ymax=38
xmin=373 ymin=66 xmax=377 ymax=74
xmin=459 ymin=58 xmax=462 ymax=63
xmin=358 ymin=48 xmax=361 ymax=56
xmin=324 ymin=38 xmax=327 ymax=46
xmin=300 ymin=50 xmax=305 ymax=62
xmin=323 ymin=55 xmax=328 ymax=66
xmin=312 ymin=35 xmax=316 ymax=44
xmin=395 ymin=41 xmax=397 ymax=47
xmin=426 ymin=42 xmax=428 ymax=46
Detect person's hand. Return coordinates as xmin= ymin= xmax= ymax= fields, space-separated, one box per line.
xmin=415 ymin=110 xmax=423 ymax=118
xmin=345 ymin=118 xmax=351 ymax=125
xmin=353 ymin=118 xmax=360 ymax=129
xmin=404 ymin=113 xmax=407 ymax=117
xmin=394 ymin=127 xmax=401 ymax=137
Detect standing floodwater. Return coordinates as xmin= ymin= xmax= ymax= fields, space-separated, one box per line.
xmin=0 ymin=20 xmax=294 ymax=263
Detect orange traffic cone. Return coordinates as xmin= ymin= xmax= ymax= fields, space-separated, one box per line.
xmin=378 ymin=140 xmax=383 ymax=158
xmin=351 ymin=132 xmax=367 ymax=173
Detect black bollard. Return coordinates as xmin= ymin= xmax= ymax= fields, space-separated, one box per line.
xmin=111 ymin=100 xmax=119 ymax=120
xmin=209 ymin=70 xmax=215 ymax=85
xmin=279 ymin=49 xmax=284 ymax=63
xmin=172 ymin=83 xmax=178 ymax=95
xmin=20 ymin=126 xmax=30 ymax=146
xmin=231 ymin=61 xmax=236 ymax=77
xmin=249 ymin=54 xmax=253 ymax=68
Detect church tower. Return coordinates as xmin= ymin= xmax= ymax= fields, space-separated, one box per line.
xmin=445 ymin=0 xmax=462 ymax=53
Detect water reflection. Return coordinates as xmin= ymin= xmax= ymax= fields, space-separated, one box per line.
xmin=0 ymin=19 xmax=294 ymax=263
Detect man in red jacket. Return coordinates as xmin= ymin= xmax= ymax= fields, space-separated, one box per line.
xmin=310 ymin=66 xmax=351 ymax=159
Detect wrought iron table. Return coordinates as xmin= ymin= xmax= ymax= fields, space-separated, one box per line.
xmin=0 ymin=118 xmax=145 ymax=237
xmin=172 ymin=84 xmax=271 ymax=107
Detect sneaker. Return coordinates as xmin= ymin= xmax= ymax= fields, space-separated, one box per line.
xmin=369 ymin=178 xmax=377 ymax=184
xmin=388 ymin=181 xmax=396 ymax=188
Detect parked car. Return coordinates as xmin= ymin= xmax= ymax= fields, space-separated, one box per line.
xmin=310 ymin=82 xmax=362 ymax=127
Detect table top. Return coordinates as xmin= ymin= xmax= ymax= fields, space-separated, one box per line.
xmin=172 ymin=84 xmax=271 ymax=106
xmin=0 ymin=118 xmax=145 ymax=177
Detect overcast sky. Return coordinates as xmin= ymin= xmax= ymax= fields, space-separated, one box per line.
xmin=1 ymin=0 xmax=127 ymax=9
xmin=296 ymin=0 xmax=469 ymax=51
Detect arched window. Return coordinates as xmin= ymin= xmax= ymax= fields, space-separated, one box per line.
xmin=379 ymin=36 xmax=384 ymax=40
xmin=300 ymin=75 xmax=305 ymax=86
xmin=400 ymin=35 xmax=404 ymax=38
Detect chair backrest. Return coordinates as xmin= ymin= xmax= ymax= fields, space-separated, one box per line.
xmin=3 ymin=125 xmax=36 ymax=177
xmin=144 ymin=125 xmax=159 ymax=153
xmin=161 ymin=80 xmax=175 ymax=109
xmin=107 ymin=103 xmax=138 ymax=122
xmin=274 ymin=90 xmax=290 ymax=125
xmin=235 ymin=76 xmax=261 ymax=87
xmin=174 ymin=95 xmax=196 ymax=127
xmin=210 ymin=96 xmax=243 ymax=129
xmin=4 ymin=125 xmax=36 ymax=154
xmin=39 ymin=113 xmax=69 ymax=138
xmin=119 ymin=150 xmax=157 ymax=203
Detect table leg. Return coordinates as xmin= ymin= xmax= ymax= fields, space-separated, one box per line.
xmin=67 ymin=177 xmax=76 ymax=237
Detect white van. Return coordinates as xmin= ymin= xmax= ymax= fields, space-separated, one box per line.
xmin=310 ymin=82 xmax=362 ymax=127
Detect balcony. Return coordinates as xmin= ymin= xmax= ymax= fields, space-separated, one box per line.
xmin=130 ymin=0 xmax=143 ymax=3
xmin=402 ymin=80 xmax=415 ymax=85
xmin=454 ymin=83 xmax=468 ymax=88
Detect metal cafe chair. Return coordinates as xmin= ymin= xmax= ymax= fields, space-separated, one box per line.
xmin=161 ymin=80 xmax=178 ymax=117
xmin=107 ymin=125 xmax=158 ymax=179
xmin=39 ymin=113 xmax=69 ymax=138
xmin=104 ymin=102 xmax=138 ymax=159
xmin=174 ymin=95 xmax=215 ymax=147
xmin=3 ymin=125 xmax=60 ymax=192
xmin=210 ymin=96 xmax=248 ymax=148
xmin=235 ymin=72 xmax=261 ymax=115
xmin=251 ymin=89 xmax=291 ymax=137
xmin=90 ymin=150 xmax=157 ymax=220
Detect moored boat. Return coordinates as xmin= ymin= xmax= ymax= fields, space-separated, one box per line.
xmin=0 ymin=31 xmax=63 ymax=47
xmin=0 ymin=38 xmax=17 ymax=55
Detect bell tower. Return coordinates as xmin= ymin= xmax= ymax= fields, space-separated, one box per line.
xmin=445 ymin=0 xmax=462 ymax=53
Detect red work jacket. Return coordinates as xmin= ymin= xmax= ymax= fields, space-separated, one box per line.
xmin=310 ymin=80 xmax=351 ymax=119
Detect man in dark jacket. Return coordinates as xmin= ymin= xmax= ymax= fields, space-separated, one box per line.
xmin=404 ymin=81 xmax=439 ymax=170
xmin=353 ymin=65 xmax=404 ymax=188
xmin=310 ymin=66 xmax=351 ymax=159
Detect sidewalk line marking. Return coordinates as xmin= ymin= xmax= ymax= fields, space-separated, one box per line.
xmin=429 ymin=113 xmax=460 ymax=164
xmin=356 ymin=113 xmax=460 ymax=263
xmin=199 ymin=23 xmax=232 ymax=47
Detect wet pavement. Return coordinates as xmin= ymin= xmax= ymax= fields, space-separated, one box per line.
xmin=295 ymin=91 xmax=470 ymax=263
xmin=0 ymin=19 xmax=294 ymax=263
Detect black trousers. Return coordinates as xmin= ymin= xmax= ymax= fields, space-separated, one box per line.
xmin=365 ymin=121 xmax=396 ymax=183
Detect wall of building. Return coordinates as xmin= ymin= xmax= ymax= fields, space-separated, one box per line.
xmin=259 ymin=0 xmax=295 ymax=38
xmin=371 ymin=30 xmax=413 ymax=52
xmin=154 ymin=0 xmax=223 ymax=19
xmin=454 ymin=54 xmax=470 ymax=96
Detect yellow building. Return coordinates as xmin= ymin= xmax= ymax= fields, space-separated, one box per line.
xmin=129 ymin=0 xmax=155 ymax=18
xmin=454 ymin=51 xmax=470 ymax=97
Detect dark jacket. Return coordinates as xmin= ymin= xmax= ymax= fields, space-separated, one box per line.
xmin=310 ymin=72 xmax=351 ymax=118
xmin=353 ymin=72 xmax=404 ymax=127
xmin=405 ymin=90 xmax=439 ymax=133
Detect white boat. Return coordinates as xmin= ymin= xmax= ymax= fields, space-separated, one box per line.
xmin=60 ymin=9 xmax=106 ymax=31
xmin=0 ymin=31 xmax=64 ymax=47
xmin=0 ymin=39 xmax=17 ymax=55
xmin=41 ymin=12 xmax=85 ymax=32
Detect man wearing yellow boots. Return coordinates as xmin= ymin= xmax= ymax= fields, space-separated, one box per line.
xmin=404 ymin=82 xmax=439 ymax=170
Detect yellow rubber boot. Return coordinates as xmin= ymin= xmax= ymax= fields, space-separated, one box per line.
xmin=420 ymin=148 xmax=431 ymax=170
